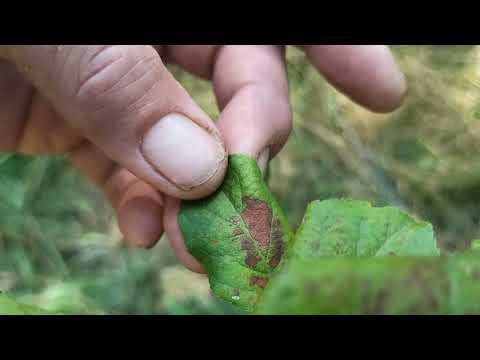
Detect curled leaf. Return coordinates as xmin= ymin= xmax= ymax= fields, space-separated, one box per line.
xmin=179 ymin=155 xmax=294 ymax=312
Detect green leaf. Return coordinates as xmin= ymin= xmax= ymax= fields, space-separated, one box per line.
xmin=179 ymin=154 xmax=294 ymax=312
xmin=291 ymin=199 xmax=440 ymax=259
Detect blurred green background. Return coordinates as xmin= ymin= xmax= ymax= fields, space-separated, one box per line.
xmin=1 ymin=45 xmax=479 ymax=314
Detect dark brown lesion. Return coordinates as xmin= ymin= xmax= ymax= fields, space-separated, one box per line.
xmin=238 ymin=197 xmax=286 ymax=272
xmin=241 ymin=198 xmax=273 ymax=252
xmin=365 ymin=289 xmax=389 ymax=315
xmin=246 ymin=254 xmax=261 ymax=268
xmin=268 ymin=218 xmax=284 ymax=270
xmin=472 ymin=271 xmax=480 ymax=281
xmin=249 ymin=276 xmax=269 ymax=289
xmin=304 ymin=280 xmax=320 ymax=297
xmin=241 ymin=236 xmax=261 ymax=269
xmin=230 ymin=216 xmax=241 ymax=224
xmin=232 ymin=228 xmax=244 ymax=236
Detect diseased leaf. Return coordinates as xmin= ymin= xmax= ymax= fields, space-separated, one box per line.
xmin=179 ymin=154 xmax=294 ymax=312
xmin=291 ymin=199 xmax=440 ymax=259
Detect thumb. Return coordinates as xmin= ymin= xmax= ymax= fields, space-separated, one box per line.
xmin=1 ymin=45 xmax=227 ymax=200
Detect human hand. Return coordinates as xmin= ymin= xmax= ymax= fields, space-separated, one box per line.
xmin=0 ymin=45 xmax=406 ymax=271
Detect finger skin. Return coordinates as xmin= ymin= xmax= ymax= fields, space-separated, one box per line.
xmin=164 ymin=196 xmax=206 ymax=273
xmin=0 ymin=45 xmax=228 ymax=200
xmin=304 ymin=45 xmax=407 ymax=113
xmin=166 ymin=45 xmax=292 ymax=158
xmin=0 ymin=59 xmax=33 ymax=151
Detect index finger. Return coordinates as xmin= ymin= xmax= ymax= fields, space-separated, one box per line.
xmin=303 ymin=45 xmax=407 ymax=113
xmin=163 ymin=45 xmax=291 ymax=273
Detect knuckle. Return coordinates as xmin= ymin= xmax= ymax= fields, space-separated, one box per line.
xmin=74 ymin=46 xmax=162 ymax=116
xmin=75 ymin=46 xmax=125 ymax=103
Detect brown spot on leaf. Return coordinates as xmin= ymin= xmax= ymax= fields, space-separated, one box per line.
xmin=242 ymin=198 xmax=273 ymax=252
xmin=249 ymin=294 xmax=258 ymax=306
xmin=230 ymin=216 xmax=241 ymax=224
xmin=428 ymin=297 xmax=439 ymax=311
xmin=233 ymin=228 xmax=244 ymax=236
xmin=368 ymin=289 xmax=388 ymax=315
xmin=250 ymin=276 xmax=269 ymax=289
xmin=246 ymin=254 xmax=261 ymax=268
xmin=402 ymin=266 xmax=441 ymax=314
xmin=472 ymin=271 xmax=480 ymax=281
xmin=241 ymin=236 xmax=260 ymax=269
xmin=241 ymin=237 xmax=255 ymax=251
xmin=304 ymin=280 xmax=320 ymax=297
xmin=268 ymin=255 xmax=282 ymax=269
xmin=212 ymin=240 xmax=219 ymax=246
xmin=268 ymin=218 xmax=284 ymax=269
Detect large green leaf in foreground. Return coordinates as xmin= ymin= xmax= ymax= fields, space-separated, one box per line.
xmin=179 ymin=155 xmax=294 ymax=312
xmin=256 ymin=249 xmax=480 ymax=314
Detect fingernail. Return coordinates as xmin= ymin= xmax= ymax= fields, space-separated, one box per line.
xmin=118 ymin=197 xmax=164 ymax=249
xmin=141 ymin=113 xmax=225 ymax=190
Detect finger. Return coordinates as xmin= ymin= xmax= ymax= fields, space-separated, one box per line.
xmin=164 ymin=195 xmax=205 ymax=273
xmin=0 ymin=59 xmax=33 ymax=151
xmin=70 ymin=142 xmax=165 ymax=249
xmin=213 ymin=45 xmax=291 ymax=158
xmin=164 ymin=45 xmax=291 ymax=271
xmin=163 ymin=45 xmax=220 ymax=80
xmin=303 ymin=45 xmax=407 ymax=113
xmin=166 ymin=45 xmax=291 ymax=159
xmin=16 ymin=92 xmax=164 ymax=248
xmin=0 ymin=45 xmax=227 ymax=200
